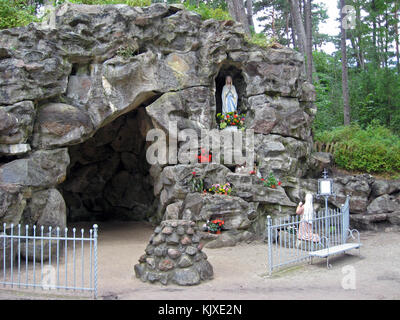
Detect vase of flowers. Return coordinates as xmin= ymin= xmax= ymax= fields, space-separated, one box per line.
xmin=217 ymin=112 xmax=246 ymax=130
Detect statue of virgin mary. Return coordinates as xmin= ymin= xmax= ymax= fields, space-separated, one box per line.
xmin=222 ymin=76 xmax=238 ymax=114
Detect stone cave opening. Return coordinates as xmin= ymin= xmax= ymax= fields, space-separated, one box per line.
xmin=59 ymin=107 xmax=158 ymax=223
xmin=215 ymin=63 xmax=246 ymax=117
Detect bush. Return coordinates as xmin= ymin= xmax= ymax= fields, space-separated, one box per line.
xmin=69 ymin=0 xmax=151 ymax=5
xmin=0 ymin=0 xmax=40 ymax=30
xmin=315 ymin=123 xmax=400 ymax=174
xmin=183 ymin=1 xmax=231 ymax=21
xmin=246 ymin=32 xmax=275 ymax=48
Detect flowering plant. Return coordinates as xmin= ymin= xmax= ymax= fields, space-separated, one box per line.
xmin=190 ymin=171 xmax=204 ymax=193
xmin=261 ymin=172 xmax=282 ymax=189
xmin=208 ymin=183 xmax=232 ymax=195
xmin=206 ymin=219 xmax=225 ymax=234
xmin=216 ymin=112 xmax=246 ymax=130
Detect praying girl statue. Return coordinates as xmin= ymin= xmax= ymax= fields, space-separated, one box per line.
xmin=222 ymin=76 xmax=238 ymax=114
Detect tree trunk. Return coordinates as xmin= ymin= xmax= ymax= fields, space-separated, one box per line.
xmin=290 ymin=12 xmax=297 ymax=49
xmin=372 ymin=0 xmax=379 ymax=66
xmin=340 ymin=0 xmax=351 ymax=126
xmin=355 ymin=2 xmax=365 ymax=70
xmin=304 ymin=0 xmax=313 ymax=83
xmin=227 ymin=0 xmax=251 ymax=37
xmin=245 ymin=0 xmax=255 ymax=30
xmin=289 ymin=0 xmax=307 ymax=55
xmin=395 ymin=7 xmax=400 ymax=73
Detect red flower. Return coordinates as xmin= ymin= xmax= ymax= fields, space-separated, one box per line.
xmin=234 ymin=115 xmax=238 ymax=118
xmin=278 ymin=181 xmax=282 ymax=186
xmin=261 ymin=178 xmax=265 ymax=181
xmin=226 ymin=115 xmax=230 ymax=119
xmin=192 ymin=171 xmax=196 ymax=175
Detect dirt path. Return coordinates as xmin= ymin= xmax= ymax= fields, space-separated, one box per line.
xmin=0 ymin=221 xmax=399 ymax=300
xmin=96 ymin=222 xmax=400 ymax=300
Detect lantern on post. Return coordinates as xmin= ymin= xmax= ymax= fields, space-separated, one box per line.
xmin=316 ymin=169 xmax=336 ymax=237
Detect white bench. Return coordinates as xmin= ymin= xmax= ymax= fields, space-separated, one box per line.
xmin=309 ymin=229 xmax=362 ymax=269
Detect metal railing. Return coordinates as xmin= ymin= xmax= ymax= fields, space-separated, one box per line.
xmin=0 ymin=223 xmax=98 ymax=299
xmin=266 ymin=196 xmax=350 ymax=274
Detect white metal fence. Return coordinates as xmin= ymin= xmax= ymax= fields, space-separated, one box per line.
xmin=266 ymin=196 xmax=350 ymax=274
xmin=0 ymin=223 xmax=98 ymax=299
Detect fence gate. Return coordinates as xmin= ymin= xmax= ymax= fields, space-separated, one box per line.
xmin=266 ymin=196 xmax=350 ymax=274
xmin=0 ymin=224 xmax=98 ymax=299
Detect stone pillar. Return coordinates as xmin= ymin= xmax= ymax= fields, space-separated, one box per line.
xmin=134 ymin=220 xmax=213 ymax=286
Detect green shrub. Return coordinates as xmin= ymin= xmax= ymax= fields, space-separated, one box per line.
xmin=183 ymin=1 xmax=231 ymax=21
xmin=315 ymin=123 xmax=400 ymax=174
xmin=0 ymin=0 xmax=40 ymax=30
xmin=69 ymin=0 xmax=151 ymax=6
xmin=246 ymin=32 xmax=275 ymax=48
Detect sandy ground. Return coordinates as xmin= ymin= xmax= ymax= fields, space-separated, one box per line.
xmin=0 ymin=221 xmax=399 ymax=300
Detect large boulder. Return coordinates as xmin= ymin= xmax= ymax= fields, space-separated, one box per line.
xmin=20 ymin=188 xmax=67 ymax=262
xmin=0 ymin=149 xmax=70 ymax=188
xmin=254 ymin=134 xmax=312 ymax=178
xmin=246 ymin=95 xmax=312 ymax=140
xmin=182 ymin=193 xmax=256 ymax=230
xmin=32 ymin=103 xmax=94 ymax=149
xmin=0 ymin=101 xmax=35 ymax=145
xmin=371 ymin=179 xmax=400 ymax=198
xmin=367 ymin=194 xmax=398 ymax=215
xmin=0 ymin=184 xmax=31 ymax=226
xmin=331 ymin=175 xmax=373 ymax=214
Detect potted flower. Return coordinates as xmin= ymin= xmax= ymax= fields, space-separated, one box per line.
xmin=208 ymin=183 xmax=232 ymax=195
xmin=261 ymin=172 xmax=282 ymax=189
xmin=189 ymin=171 xmax=204 ymax=193
xmin=203 ymin=219 xmax=225 ymax=234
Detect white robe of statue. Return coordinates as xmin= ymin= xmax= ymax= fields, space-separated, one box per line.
xmin=222 ymin=84 xmax=238 ymax=114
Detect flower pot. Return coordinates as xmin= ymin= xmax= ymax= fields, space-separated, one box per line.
xmin=222 ymin=126 xmax=238 ymax=132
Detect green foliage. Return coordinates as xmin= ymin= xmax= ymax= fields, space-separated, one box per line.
xmin=116 ymin=44 xmax=138 ymax=58
xmin=0 ymin=0 xmax=40 ymax=30
xmin=261 ymin=173 xmax=281 ymax=189
xmin=246 ymin=32 xmax=276 ymax=49
xmin=189 ymin=171 xmax=204 ymax=193
xmin=183 ymin=1 xmax=231 ymax=21
xmin=315 ymin=123 xmax=400 ymax=174
xmin=69 ymin=0 xmax=151 ymax=5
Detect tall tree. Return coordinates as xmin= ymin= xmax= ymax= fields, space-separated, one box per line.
xmin=340 ymin=0 xmax=351 ymax=126
xmin=227 ymin=0 xmax=251 ymax=37
xmin=394 ymin=1 xmax=400 ymax=73
xmin=289 ymin=0 xmax=307 ymax=55
xmin=304 ymin=0 xmax=313 ymax=83
xmin=245 ymin=0 xmax=255 ymax=30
